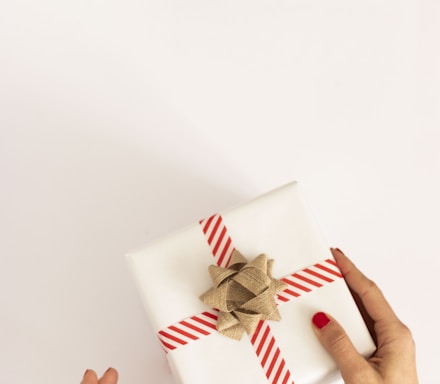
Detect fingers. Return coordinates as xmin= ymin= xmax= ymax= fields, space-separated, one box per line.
xmin=330 ymin=248 xmax=399 ymax=325
xmin=81 ymin=368 xmax=118 ymax=384
xmin=312 ymin=312 xmax=375 ymax=383
xmin=98 ymin=368 xmax=118 ymax=384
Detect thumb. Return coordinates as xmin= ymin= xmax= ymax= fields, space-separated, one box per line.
xmin=312 ymin=312 xmax=370 ymax=382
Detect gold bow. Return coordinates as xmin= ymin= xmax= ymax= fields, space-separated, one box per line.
xmin=200 ymin=250 xmax=287 ymax=340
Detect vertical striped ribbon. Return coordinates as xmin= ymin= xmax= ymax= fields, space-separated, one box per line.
xmin=199 ymin=214 xmax=295 ymax=384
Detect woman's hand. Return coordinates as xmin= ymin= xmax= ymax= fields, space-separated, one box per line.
xmin=312 ymin=248 xmax=418 ymax=384
xmin=81 ymin=368 xmax=118 ymax=384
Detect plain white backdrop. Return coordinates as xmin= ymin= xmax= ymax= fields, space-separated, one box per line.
xmin=0 ymin=1 xmax=438 ymax=383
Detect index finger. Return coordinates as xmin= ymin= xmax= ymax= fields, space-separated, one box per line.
xmin=331 ymin=248 xmax=399 ymax=325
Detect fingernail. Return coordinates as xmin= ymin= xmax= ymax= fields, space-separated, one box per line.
xmin=334 ymin=248 xmax=344 ymax=255
xmin=312 ymin=312 xmax=331 ymax=329
xmin=83 ymin=369 xmax=90 ymax=378
xmin=104 ymin=367 xmax=113 ymax=374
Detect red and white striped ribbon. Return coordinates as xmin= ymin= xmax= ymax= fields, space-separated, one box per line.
xmin=276 ymin=259 xmax=342 ymax=304
xmin=251 ymin=320 xmax=293 ymax=384
xmin=199 ymin=214 xmax=235 ymax=268
xmin=157 ymin=213 xmax=343 ymax=384
xmin=200 ymin=213 xmax=295 ymax=384
xmin=157 ymin=309 xmax=218 ymax=352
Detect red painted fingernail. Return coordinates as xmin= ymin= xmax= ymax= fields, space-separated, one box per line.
xmin=312 ymin=312 xmax=331 ymax=329
xmin=335 ymin=248 xmax=344 ymax=255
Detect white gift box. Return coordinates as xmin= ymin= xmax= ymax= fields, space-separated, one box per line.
xmin=127 ymin=182 xmax=375 ymax=384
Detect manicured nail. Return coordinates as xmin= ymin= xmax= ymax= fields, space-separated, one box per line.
xmin=104 ymin=367 xmax=113 ymax=374
xmin=312 ymin=312 xmax=331 ymax=329
xmin=83 ymin=369 xmax=90 ymax=378
xmin=334 ymin=248 xmax=344 ymax=255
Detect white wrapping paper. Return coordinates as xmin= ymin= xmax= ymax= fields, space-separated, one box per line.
xmin=127 ymin=181 xmax=375 ymax=384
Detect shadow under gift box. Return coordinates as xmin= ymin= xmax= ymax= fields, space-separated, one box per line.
xmin=126 ymin=181 xmax=375 ymax=384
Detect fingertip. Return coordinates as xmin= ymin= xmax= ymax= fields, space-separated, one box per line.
xmin=330 ymin=247 xmax=345 ymax=260
xmin=100 ymin=367 xmax=119 ymax=384
xmin=330 ymin=247 xmax=355 ymax=275
xmin=312 ymin=312 xmax=331 ymax=329
xmin=81 ymin=369 xmax=98 ymax=384
xmin=106 ymin=367 xmax=118 ymax=377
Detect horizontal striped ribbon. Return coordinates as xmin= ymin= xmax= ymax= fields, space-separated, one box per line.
xmin=157 ymin=214 xmax=343 ymax=384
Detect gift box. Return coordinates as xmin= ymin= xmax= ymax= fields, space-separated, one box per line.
xmin=127 ymin=181 xmax=375 ymax=384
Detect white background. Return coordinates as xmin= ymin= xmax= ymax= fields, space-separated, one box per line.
xmin=0 ymin=1 xmax=438 ymax=383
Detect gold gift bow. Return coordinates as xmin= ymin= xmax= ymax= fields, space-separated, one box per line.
xmin=200 ymin=250 xmax=288 ymax=340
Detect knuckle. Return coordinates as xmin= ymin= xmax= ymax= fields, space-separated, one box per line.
xmin=325 ymin=326 xmax=351 ymax=354
xmin=384 ymin=320 xmax=416 ymax=350
xmin=362 ymin=278 xmax=380 ymax=297
xmin=398 ymin=322 xmax=416 ymax=347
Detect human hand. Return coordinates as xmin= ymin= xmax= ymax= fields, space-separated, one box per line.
xmin=312 ymin=248 xmax=418 ymax=384
xmin=81 ymin=368 xmax=118 ymax=384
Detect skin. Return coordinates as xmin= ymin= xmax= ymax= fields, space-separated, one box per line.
xmin=81 ymin=368 xmax=118 ymax=384
xmin=81 ymin=248 xmax=418 ymax=384
xmin=312 ymin=248 xmax=418 ymax=383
